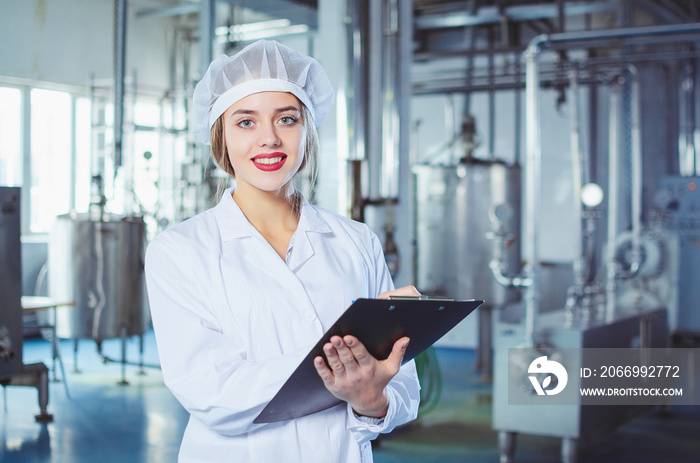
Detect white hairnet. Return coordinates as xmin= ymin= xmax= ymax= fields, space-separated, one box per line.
xmin=192 ymin=39 xmax=335 ymax=145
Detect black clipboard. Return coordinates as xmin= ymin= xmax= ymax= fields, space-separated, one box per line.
xmin=254 ymin=297 xmax=483 ymax=423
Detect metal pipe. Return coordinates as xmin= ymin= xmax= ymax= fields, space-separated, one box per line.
xmin=462 ymin=0 xmax=478 ymax=113
xmin=381 ymin=0 xmax=400 ymax=198
xmin=488 ymin=25 xmax=496 ymax=158
xmin=629 ymin=66 xmax=643 ymax=272
xmin=347 ymin=0 xmax=367 ymax=163
xmin=566 ymin=67 xmax=585 ymax=326
xmin=367 ymin=0 xmax=382 ymax=199
xmin=606 ymin=84 xmax=621 ymax=324
xmin=514 ymin=53 xmax=523 ymax=165
xmin=523 ymin=42 xmax=542 ymax=346
xmin=605 ymin=66 xmax=642 ymax=282
xmin=114 ymin=0 xmax=127 ymax=171
xmin=489 ymin=259 xmax=532 ymax=288
xmin=680 ymin=59 xmax=697 ymax=175
xmin=537 ymin=22 xmax=700 ymax=49
xmin=569 ymin=68 xmax=584 ymax=276
xmin=198 ymin=0 xmax=215 ymax=78
xmin=394 ymin=0 xmax=413 ymax=286
xmin=414 ymin=49 xmax=700 ymax=96
xmin=521 ymin=22 xmax=700 ymax=337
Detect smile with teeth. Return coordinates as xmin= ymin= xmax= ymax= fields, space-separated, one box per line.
xmin=253 ymin=156 xmax=285 ymax=165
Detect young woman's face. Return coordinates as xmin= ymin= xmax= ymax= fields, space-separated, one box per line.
xmin=223 ymin=91 xmax=305 ymax=196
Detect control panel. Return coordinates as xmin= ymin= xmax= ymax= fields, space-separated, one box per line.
xmin=658 ymin=176 xmax=700 ymax=335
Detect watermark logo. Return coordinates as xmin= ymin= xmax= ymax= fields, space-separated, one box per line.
xmin=528 ymin=356 xmax=568 ymax=396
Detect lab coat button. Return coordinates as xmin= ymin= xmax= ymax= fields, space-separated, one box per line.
xmin=303 ymin=311 xmax=316 ymax=321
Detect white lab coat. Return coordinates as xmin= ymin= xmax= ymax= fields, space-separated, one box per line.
xmin=145 ymin=189 xmax=420 ymax=463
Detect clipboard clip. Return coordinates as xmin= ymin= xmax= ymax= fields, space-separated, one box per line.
xmin=387 ymin=295 xmax=454 ymax=301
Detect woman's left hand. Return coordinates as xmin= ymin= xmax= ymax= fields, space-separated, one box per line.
xmin=314 ymin=334 xmax=409 ymax=418
xmin=378 ymin=285 xmax=421 ymax=300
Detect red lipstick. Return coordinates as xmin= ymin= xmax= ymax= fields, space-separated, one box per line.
xmin=251 ymin=152 xmax=287 ymax=172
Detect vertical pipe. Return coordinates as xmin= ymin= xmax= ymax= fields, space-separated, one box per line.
xmin=445 ymin=96 xmax=456 ymax=162
xmin=367 ymin=0 xmax=382 ymax=199
xmin=198 ymin=0 xmax=215 ymax=79
xmin=629 ymin=67 xmax=642 ymax=264
xmin=569 ymin=68 xmax=584 ymax=288
xmin=606 ymin=85 xmax=621 ymax=324
xmin=463 ymin=0 xmax=477 ymax=113
xmin=488 ymin=25 xmax=496 ymax=158
xmin=680 ymin=60 xmax=696 ymax=176
xmin=523 ymin=41 xmax=543 ymax=346
xmin=346 ymin=0 xmax=366 ymax=163
xmin=395 ymin=0 xmax=413 ymax=286
xmin=514 ymin=53 xmax=522 ymax=165
xmin=568 ymin=68 xmax=585 ymax=326
xmin=21 ymin=87 xmax=32 ymax=234
xmin=197 ymin=0 xmax=216 ymax=214
xmin=696 ymin=54 xmax=700 ymax=175
xmin=587 ymin=79 xmax=597 ymax=185
xmin=118 ymin=325 xmax=129 ymax=385
xmin=381 ymin=0 xmax=400 ymax=198
xmin=69 ymin=97 xmax=77 ymax=211
xmin=114 ymin=0 xmax=127 ymax=171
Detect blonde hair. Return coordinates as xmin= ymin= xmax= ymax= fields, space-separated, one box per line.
xmin=210 ymin=101 xmax=319 ymax=212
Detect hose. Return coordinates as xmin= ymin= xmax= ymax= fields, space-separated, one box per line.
xmin=414 ymin=347 xmax=442 ymax=416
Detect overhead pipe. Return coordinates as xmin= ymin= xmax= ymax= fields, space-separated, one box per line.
xmin=414 ymin=49 xmax=700 ymax=96
xmin=523 ymin=22 xmax=700 ymax=344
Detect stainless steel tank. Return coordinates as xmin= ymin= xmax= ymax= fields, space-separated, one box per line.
xmin=414 ymin=160 xmax=521 ymax=305
xmin=48 ymin=214 xmax=148 ymax=340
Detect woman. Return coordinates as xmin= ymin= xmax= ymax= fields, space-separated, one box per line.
xmin=145 ymin=39 xmax=420 ymax=463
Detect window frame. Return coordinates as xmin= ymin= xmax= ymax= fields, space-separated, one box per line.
xmin=1 ymin=78 xmax=89 ymax=236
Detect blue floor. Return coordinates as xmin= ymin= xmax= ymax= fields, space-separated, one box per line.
xmin=2 ymin=331 xmax=699 ymax=462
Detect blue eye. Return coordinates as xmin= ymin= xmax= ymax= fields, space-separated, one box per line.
xmin=279 ymin=116 xmax=298 ymax=126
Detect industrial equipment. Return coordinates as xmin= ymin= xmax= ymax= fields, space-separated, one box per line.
xmin=48 ymin=212 xmax=148 ymax=383
xmin=415 ymin=159 xmax=521 ymax=306
xmin=658 ymin=176 xmax=700 ymax=340
xmin=493 ymin=308 xmax=668 ymax=463
xmin=0 ymin=187 xmax=52 ymax=422
xmin=488 ymin=22 xmax=700 ymax=463
xmin=414 ymin=158 xmax=521 ymax=350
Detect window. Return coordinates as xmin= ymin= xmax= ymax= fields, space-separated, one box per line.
xmin=1 ymin=79 xmax=177 ymax=236
xmin=30 ymin=89 xmax=72 ymax=233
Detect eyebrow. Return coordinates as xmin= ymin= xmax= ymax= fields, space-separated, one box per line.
xmin=230 ymin=105 xmax=301 ymax=116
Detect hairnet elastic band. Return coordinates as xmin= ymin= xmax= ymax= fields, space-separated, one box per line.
xmin=209 ymin=78 xmax=317 ymax=131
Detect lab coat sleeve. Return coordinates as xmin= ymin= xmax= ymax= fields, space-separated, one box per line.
xmin=346 ymin=229 xmax=421 ymax=443
xmin=145 ymin=234 xmax=307 ymax=437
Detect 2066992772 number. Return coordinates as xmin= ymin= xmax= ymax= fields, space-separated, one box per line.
xmin=599 ymin=365 xmax=680 ymax=378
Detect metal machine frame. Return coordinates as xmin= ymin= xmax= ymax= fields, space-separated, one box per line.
xmin=0 ymin=187 xmax=52 ymax=422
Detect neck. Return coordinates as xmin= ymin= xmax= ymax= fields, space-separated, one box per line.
xmin=232 ymin=184 xmax=299 ymax=233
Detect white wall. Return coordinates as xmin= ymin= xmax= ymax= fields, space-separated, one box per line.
xmin=0 ymin=0 xmax=175 ymax=89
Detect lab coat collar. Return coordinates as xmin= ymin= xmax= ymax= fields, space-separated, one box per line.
xmin=212 ymin=188 xmax=332 ymax=244
xmin=297 ymin=195 xmax=333 ymax=235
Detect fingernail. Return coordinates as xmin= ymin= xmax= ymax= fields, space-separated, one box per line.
xmin=402 ymin=340 xmax=409 ymax=350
